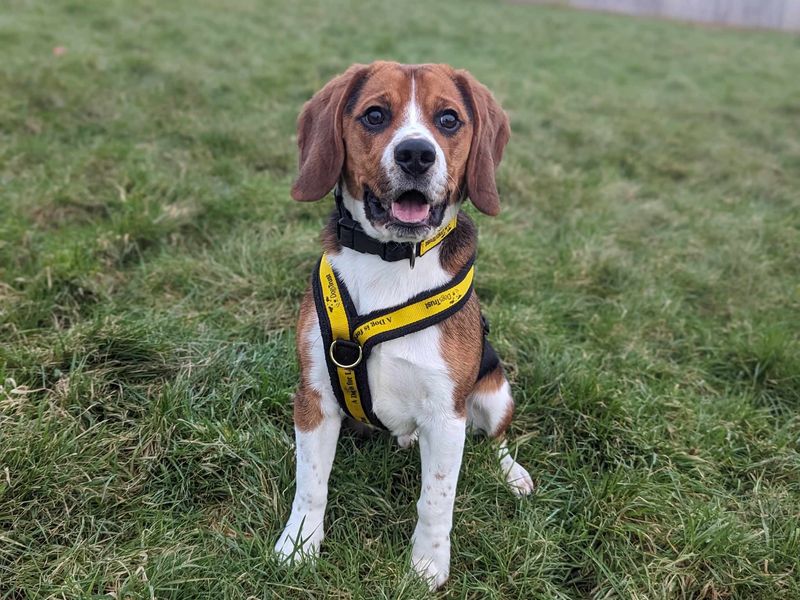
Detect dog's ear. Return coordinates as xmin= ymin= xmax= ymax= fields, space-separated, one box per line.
xmin=455 ymin=71 xmax=510 ymax=216
xmin=291 ymin=65 xmax=368 ymax=202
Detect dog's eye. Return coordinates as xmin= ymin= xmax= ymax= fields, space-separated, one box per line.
xmin=362 ymin=106 xmax=388 ymax=128
xmin=437 ymin=110 xmax=460 ymax=132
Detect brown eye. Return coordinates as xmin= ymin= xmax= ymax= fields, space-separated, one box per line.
xmin=362 ymin=106 xmax=388 ymax=128
xmin=437 ymin=110 xmax=460 ymax=132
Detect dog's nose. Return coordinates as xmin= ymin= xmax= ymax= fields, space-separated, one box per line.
xmin=394 ymin=138 xmax=436 ymax=176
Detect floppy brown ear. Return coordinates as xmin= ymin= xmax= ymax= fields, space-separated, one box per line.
xmin=455 ymin=71 xmax=510 ymax=216
xmin=291 ymin=64 xmax=368 ymax=202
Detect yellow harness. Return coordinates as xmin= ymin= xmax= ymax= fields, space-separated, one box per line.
xmin=312 ymin=222 xmax=475 ymax=429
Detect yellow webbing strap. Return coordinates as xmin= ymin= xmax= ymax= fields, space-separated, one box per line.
xmin=318 ymin=252 xmax=475 ymax=427
xmin=352 ymin=265 xmax=474 ymax=346
xmin=318 ymin=257 xmax=369 ymax=424
xmin=418 ymin=216 xmax=457 ymax=256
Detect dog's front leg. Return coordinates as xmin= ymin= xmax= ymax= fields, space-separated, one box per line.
xmin=411 ymin=417 xmax=466 ymax=590
xmin=274 ymin=413 xmax=341 ymax=562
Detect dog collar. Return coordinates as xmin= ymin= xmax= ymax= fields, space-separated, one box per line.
xmin=334 ymin=189 xmax=456 ymax=268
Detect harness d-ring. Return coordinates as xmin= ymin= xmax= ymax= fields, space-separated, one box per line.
xmin=329 ymin=339 xmax=363 ymax=369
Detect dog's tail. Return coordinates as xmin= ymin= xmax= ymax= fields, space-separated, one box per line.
xmin=341 ymin=416 xmax=381 ymax=439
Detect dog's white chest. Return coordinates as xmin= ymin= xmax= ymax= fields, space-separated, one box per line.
xmin=363 ymin=327 xmax=451 ymax=433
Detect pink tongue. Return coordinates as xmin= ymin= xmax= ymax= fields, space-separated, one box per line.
xmin=391 ymin=198 xmax=430 ymax=223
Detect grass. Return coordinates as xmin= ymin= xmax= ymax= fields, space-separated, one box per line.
xmin=1 ymin=0 xmax=799 ymax=597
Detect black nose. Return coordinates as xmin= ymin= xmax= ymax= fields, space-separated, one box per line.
xmin=394 ymin=138 xmax=436 ymax=176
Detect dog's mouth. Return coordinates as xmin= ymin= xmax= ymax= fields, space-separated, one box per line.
xmin=391 ymin=190 xmax=433 ymax=224
xmin=364 ymin=188 xmax=446 ymax=238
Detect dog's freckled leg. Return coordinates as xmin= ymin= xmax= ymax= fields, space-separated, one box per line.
xmin=274 ymin=415 xmax=341 ymax=562
xmin=410 ymin=418 xmax=466 ymax=590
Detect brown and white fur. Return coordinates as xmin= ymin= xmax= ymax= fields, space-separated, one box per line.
xmin=274 ymin=61 xmax=533 ymax=590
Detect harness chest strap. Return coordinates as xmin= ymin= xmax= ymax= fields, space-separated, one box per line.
xmin=312 ymin=253 xmax=476 ymax=429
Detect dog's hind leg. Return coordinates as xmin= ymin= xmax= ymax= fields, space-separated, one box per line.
xmin=467 ymin=365 xmax=534 ymax=497
xmin=396 ymin=430 xmax=418 ymax=449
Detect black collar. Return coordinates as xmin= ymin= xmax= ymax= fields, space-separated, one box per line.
xmin=334 ymin=188 xmax=456 ymax=268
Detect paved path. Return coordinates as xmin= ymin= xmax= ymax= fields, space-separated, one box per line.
xmin=524 ymin=0 xmax=800 ymax=32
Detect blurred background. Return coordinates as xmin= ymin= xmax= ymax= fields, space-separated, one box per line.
xmin=2 ymin=1 xmax=799 ymax=598
xmin=541 ymin=0 xmax=800 ymax=32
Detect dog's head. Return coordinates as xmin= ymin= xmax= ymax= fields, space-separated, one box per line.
xmin=291 ymin=61 xmax=510 ymax=243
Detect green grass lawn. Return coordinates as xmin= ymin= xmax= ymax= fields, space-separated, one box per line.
xmin=2 ymin=0 xmax=799 ymax=597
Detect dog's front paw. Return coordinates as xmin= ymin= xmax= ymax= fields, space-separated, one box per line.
xmin=411 ymin=533 xmax=450 ymax=590
xmin=274 ymin=518 xmax=323 ymax=563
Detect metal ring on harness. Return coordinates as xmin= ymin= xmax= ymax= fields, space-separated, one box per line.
xmin=329 ymin=339 xmax=363 ymax=369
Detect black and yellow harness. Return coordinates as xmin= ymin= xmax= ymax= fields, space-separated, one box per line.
xmin=312 ymin=196 xmax=500 ymax=429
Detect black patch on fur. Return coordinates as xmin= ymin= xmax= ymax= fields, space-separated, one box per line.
xmin=344 ymin=69 xmax=371 ymax=115
xmin=453 ymin=75 xmax=475 ymax=121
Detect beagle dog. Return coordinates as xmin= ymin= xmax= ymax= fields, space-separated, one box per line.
xmin=274 ymin=61 xmax=533 ymax=590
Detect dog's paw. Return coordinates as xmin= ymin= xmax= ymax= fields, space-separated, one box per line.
xmin=274 ymin=519 xmax=323 ymax=563
xmin=396 ymin=430 xmax=418 ymax=449
xmin=411 ymin=534 xmax=450 ymax=590
xmin=411 ymin=551 xmax=450 ymax=590
xmin=505 ymin=461 xmax=535 ymax=497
